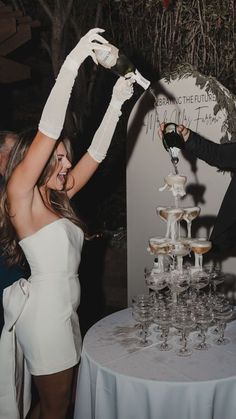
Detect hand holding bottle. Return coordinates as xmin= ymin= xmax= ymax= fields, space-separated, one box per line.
xmin=64 ymin=28 xmax=111 ymax=71
xmin=176 ymin=125 xmax=191 ymax=142
xmin=87 ymin=75 xmax=135 ymax=163
xmin=159 ymin=123 xmax=191 ymax=144
xmin=39 ymin=28 xmax=111 ymax=139
xmin=111 ymin=73 xmax=135 ymax=110
xmin=161 ymin=123 xmax=185 ymax=150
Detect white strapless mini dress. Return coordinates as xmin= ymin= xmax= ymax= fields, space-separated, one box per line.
xmin=0 ymin=218 xmax=84 ymax=418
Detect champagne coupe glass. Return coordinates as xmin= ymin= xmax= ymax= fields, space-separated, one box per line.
xmin=164 ymin=174 xmax=187 ymax=206
xmin=148 ymin=237 xmax=172 ymax=273
xmin=190 ymin=270 xmax=209 ymax=304
xmin=210 ymin=294 xmax=227 ymax=335
xmin=167 ymin=269 xmax=190 ymax=306
xmin=182 ymin=206 xmax=201 ymax=239
xmin=190 ymin=239 xmax=212 ymax=271
xmin=144 ymin=269 xmax=170 ymax=333
xmin=132 ymin=300 xmax=154 ymax=346
xmin=194 ymin=304 xmax=214 ymax=350
xmin=144 ymin=268 xmax=168 ymax=301
xmin=171 ymin=240 xmax=190 ymax=272
xmin=213 ymin=302 xmax=233 ymax=345
xmin=156 ymin=207 xmax=183 ymax=241
xmin=153 ymin=307 xmax=173 ymax=351
xmin=132 ymin=294 xmax=154 ymax=338
xmin=203 ymin=264 xmax=217 ymax=299
xmin=172 ymin=306 xmax=196 ymax=356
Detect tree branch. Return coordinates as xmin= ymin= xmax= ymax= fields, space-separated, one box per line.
xmin=38 ymin=0 xmax=54 ymax=22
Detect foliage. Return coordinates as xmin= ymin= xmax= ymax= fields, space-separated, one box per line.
xmin=104 ymin=0 xmax=236 ymax=93
xmin=161 ymin=63 xmax=236 ymax=143
xmin=8 ymin=0 xmax=236 ymax=92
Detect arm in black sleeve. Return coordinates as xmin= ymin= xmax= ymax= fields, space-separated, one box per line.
xmin=185 ymin=130 xmax=236 ymax=171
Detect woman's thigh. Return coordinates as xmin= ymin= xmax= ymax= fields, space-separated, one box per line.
xmin=33 ymin=367 xmax=74 ymax=407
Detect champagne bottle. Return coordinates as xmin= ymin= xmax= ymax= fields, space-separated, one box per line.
xmin=162 ymin=123 xmax=185 ymax=174
xmin=95 ymin=43 xmax=150 ymax=90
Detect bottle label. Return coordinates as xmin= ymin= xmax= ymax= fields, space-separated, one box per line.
xmin=96 ymin=44 xmax=119 ymax=69
xmin=134 ymin=69 xmax=150 ymax=90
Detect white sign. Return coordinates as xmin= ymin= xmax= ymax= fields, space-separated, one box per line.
xmin=126 ymin=67 xmax=236 ymax=302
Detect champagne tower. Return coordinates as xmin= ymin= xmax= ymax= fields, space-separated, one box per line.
xmin=146 ymin=124 xmax=212 ymax=301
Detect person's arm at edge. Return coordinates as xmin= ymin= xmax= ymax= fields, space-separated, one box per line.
xmin=179 ymin=125 xmax=236 ymax=171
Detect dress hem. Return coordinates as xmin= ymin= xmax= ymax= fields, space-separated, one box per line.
xmin=29 ymin=356 xmax=80 ymax=376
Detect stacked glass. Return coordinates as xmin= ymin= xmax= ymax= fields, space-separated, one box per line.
xmin=131 ymin=264 xmax=234 ymax=356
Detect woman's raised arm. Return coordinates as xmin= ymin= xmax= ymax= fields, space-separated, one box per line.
xmin=67 ymin=74 xmax=135 ymax=199
xmin=7 ymin=28 xmax=110 ymax=199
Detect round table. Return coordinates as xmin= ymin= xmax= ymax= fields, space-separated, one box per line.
xmin=74 ymin=308 xmax=236 ymax=419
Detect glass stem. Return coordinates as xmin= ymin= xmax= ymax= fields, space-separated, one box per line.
xmin=187 ymin=221 xmax=192 ymax=239
xmin=178 ymin=220 xmax=181 ymax=239
xmin=201 ymin=328 xmax=206 ymax=345
xmin=220 ymin=322 xmax=226 ymax=340
xmin=166 ymin=220 xmax=170 ymax=238
xmin=141 ymin=324 xmax=148 ymax=344
xmin=158 ymin=255 xmax=164 ymax=273
xmin=163 ymin=328 xmax=169 ymax=346
xmin=177 ymin=256 xmax=183 ymax=272
xmin=199 ymin=254 xmax=203 ymax=270
xmin=194 ymin=252 xmax=200 ymax=269
xmin=172 ymin=291 xmax=178 ymax=305
xmin=208 ymin=282 xmax=212 ymax=297
xmin=182 ymin=330 xmax=188 ymax=351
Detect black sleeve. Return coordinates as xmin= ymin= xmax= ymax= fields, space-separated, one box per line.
xmin=185 ymin=131 xmax=236 ymax=171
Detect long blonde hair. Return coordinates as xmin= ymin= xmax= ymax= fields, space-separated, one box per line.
xmin=0 ymin=128 xmax=86 ymax=267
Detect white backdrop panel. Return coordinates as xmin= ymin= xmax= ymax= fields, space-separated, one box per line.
xmin=127 ymin=70 xmax=236 ymax=303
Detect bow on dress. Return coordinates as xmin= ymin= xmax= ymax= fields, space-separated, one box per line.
xmin=0 ymin=278 xmax=31 ymax=419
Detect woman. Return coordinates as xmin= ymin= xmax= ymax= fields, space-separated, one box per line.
xmin=159 ymin=123 xmax=236 ymax=254
xmin=0 ymin=28 xmax=134 ymax=419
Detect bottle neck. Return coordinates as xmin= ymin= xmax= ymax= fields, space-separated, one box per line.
xmin=134 ymin=69 xmax=150 ymax=90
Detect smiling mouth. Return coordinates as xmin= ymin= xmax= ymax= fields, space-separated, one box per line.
xmin=58 ymin=173 xmax=67 ymax=183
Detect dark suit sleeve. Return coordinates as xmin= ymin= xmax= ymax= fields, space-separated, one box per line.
xmin=185 ymin=131 xmax=236 ymax=171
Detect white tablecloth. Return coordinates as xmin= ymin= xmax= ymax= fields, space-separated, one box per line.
xmin=74 ymin=308 xmax=236 ymax=419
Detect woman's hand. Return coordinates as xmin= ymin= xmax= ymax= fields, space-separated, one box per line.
xmin=111 ymin=73 xmax=135 ymax=109
xmin=65 ymin=28 xmax=110 ymax=69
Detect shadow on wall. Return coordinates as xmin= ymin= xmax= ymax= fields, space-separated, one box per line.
xmin=127 ymin=86 xmax=156 ymax=164
xmin=127 ymin=79 xmax=179 ymax=164
xmin=180 ymin=214 xmax=216 ymax=242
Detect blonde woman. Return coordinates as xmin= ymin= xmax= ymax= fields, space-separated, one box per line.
xmin=0 ymin=28 xmax=134 ymax=419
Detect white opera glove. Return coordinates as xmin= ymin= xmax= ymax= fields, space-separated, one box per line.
xmin=110 ymin=73 xmax=135 ymax=110
xmin=87 ymin=75 xmax=135 ymax=163
xmin=63 ymin=27 xmax=110 ymax=71
xmin=39 ymin=28 xmax=110 ymax=140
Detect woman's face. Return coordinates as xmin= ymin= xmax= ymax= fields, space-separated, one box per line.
xmin=46 ymin=142 xmax=72 ymax=191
